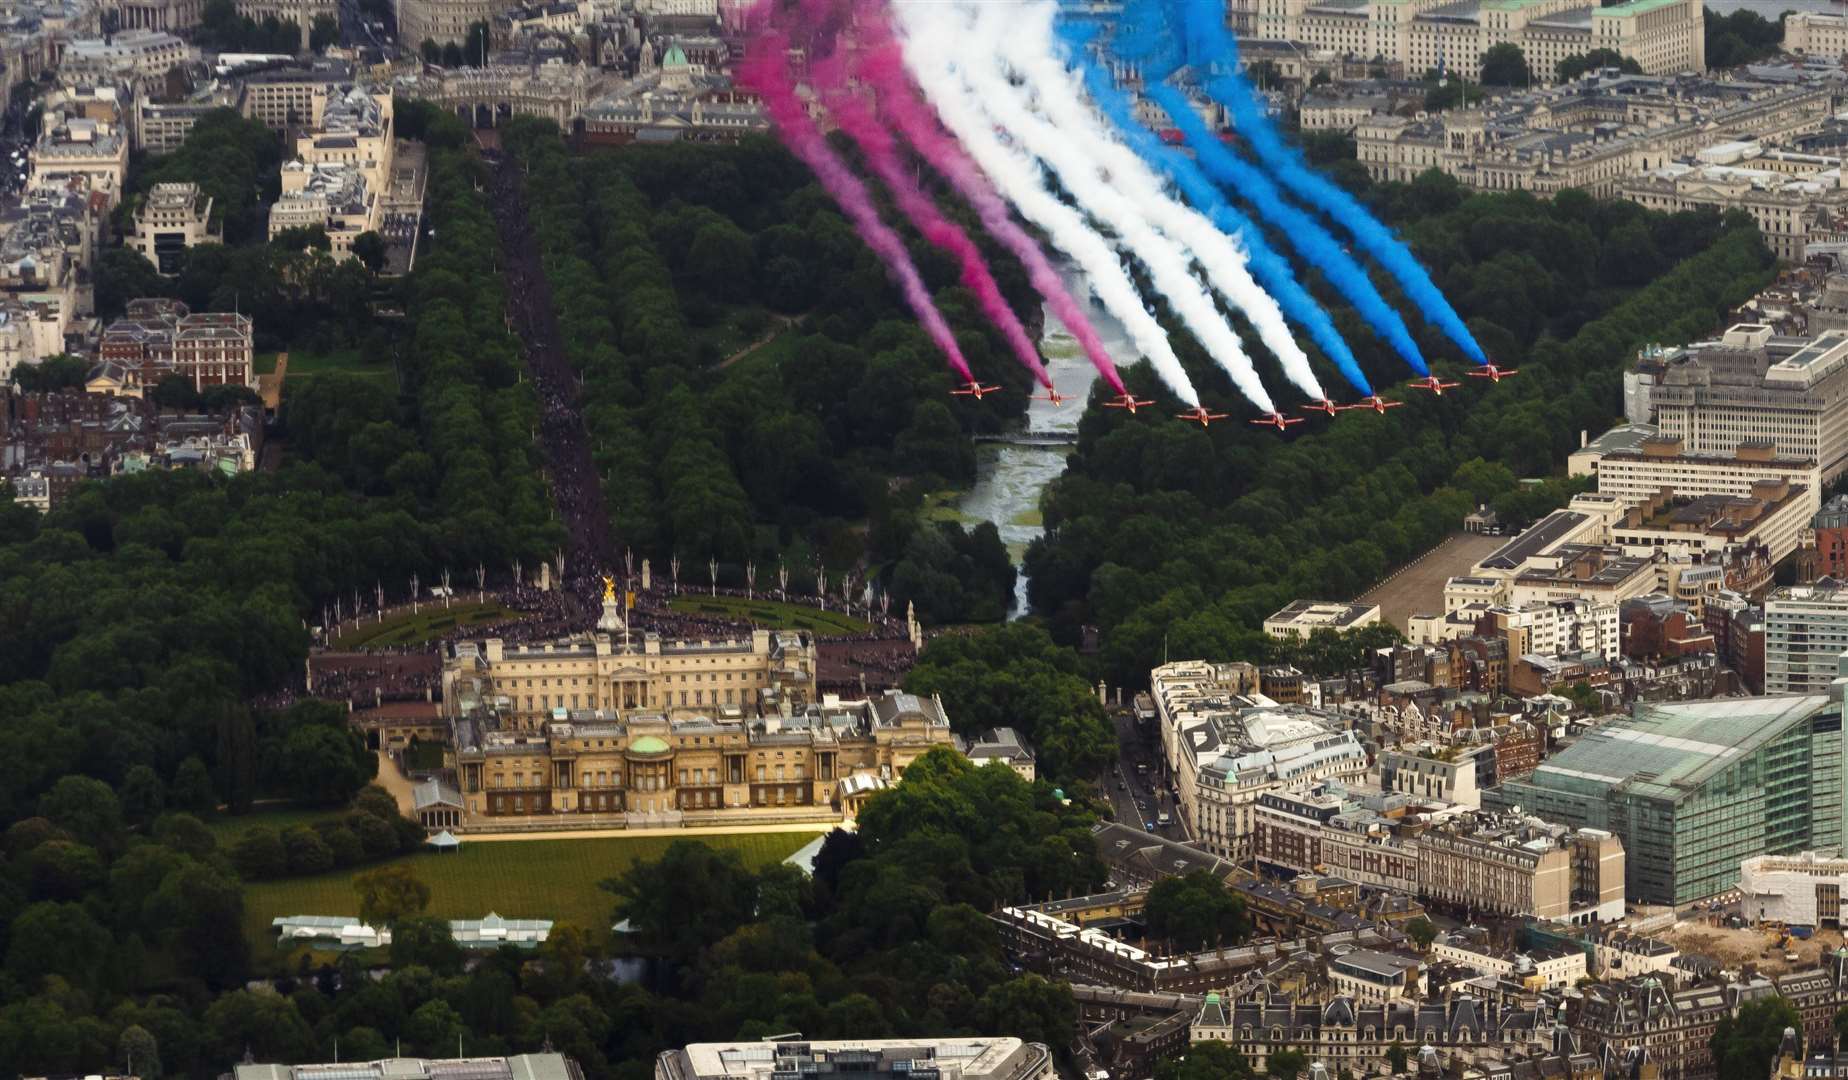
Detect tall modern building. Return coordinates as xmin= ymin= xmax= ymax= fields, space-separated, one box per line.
xmin=1486 ymin=696 xmax=1846 ymax=904
xmin=1644 ymin=325 xmax=1848 ymax=482
xmin=1765 ymin=582 xmax=1848 ymax=695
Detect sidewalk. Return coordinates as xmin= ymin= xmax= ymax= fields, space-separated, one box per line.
xmin=372 ymin=750 xmax=420 ymax=816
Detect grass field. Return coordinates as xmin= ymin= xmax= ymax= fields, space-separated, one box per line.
xmin=332 ymin=601 xmax=514 ymax=649
xmin=206 ymin=805 xmax=345 ymax=844
xmin=244 ymin=831 xmax=819 ymax=961
xmin=667 ymin=595 xmax=870 ymax=636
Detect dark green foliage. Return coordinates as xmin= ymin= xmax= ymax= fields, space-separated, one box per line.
xmin=195 ymin=0 xmax=303 ymax=54
xmin=1154 ymin=1041 xmax=1255 ymax=1080
xmin=498 ymin=118 xmax=1033 ymax=621
xmin=1478 ymin=43 xmax=1530 ymax=86
xmin=904 ymin=622 xmax=1114 ymax=784
xmin=9 ymin=354 xmax=87 ymax=391
xmin=1143 ymin=870 xmax=1251 ymax=952
xmin=1555 ymin=48 xmax=1642 ymax=81
xmin=1706 ymin=8 xmax=1784 ymax=70
xmin=121 ymin=109 xmax=282 ymax=245
xmin=1711 ymin=997 xmax=1801 ymax=1080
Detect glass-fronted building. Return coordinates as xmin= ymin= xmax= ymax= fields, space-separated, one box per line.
xmin=1486 ymin=695 xmax=1845 ymax=904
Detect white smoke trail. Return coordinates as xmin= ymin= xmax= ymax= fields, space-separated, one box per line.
xmin=889 ymin=5 xmax=1200 ymax=407
xmin=899 ymin=0 xmax=1276 ymax=413
xmin=993 ymin=2 xmax=1325 ymax=401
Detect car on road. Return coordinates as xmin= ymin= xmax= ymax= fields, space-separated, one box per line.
xmin=1157 ymin=811 xmax=1170 ymax=827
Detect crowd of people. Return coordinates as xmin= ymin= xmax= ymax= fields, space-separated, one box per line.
xmin=307 ymin=653 xmax=442 ymax=705
xmin=490 ymin=155 xmax=615 ymax=629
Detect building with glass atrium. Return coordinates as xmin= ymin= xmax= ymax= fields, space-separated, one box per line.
xmin=1485 ymin=696 xmax=1844 ymax=905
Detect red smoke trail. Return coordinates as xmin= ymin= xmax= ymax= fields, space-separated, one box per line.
xmin=739 ymin=29 xmax=973 ymax=382
xmin=845 ymin=6 xmax=1128 ymax=395
xmin=808 ymin=49 xmax=1051 ymax=388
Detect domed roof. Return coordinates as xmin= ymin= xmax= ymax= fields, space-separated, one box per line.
xmin=629 ymin=735 xmax=670 ymax=755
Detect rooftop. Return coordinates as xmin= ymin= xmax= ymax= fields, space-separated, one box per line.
xmin=1527 ymin=696 xmax=1830 ymax=801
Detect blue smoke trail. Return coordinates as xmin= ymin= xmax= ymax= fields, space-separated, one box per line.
xmin=1140 ymin=81 xmax=1425 ymax=377
xmin=1128 ymin=0 xmax=1488 ymax=365
xmin=1064 ymin=47 xmax=1373 ymax=395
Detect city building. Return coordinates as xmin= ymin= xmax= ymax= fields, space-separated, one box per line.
xmin=1150 ymin=660 xmax=1370 ymax=860
xmin=1570 ymin=427 xmax=1821 ymax=516
xmin=1571 ymin=978 xmax=1730 ymax=1078
xmin=1618 ymin=141 xmax=1848 ymax=263
xmin=27 ymin=111 xmax=127 ymax=208
xmin=1784 ymin=11 xmax=1848 ymax=58
xmin=438 ymin=611 xmax=956 ymax=830
xmin=1740 ymin=851 xmax=1848 ymax=929
xmin=230 ymin=1056 xmax=584 ymax=1080
xmin=1379 ymin=745 xmax=1481 ymax=807
xmin=397 ymin=0 xmax=500 ymax=48
xmin=1487 ymin=695 xmax=1847 ymax=903
xmin=238 ymin=62 xmax=352 ymax=130
xmin=127 ymin=182 xmax=218 ymax=273
xmin=1766 ymin=582 xmax=1848 ymax=694
xmin=1607 ymin=481 xmax=1813 ymax=564
xmin=1356 ymin=70 xmax=1833 ymax=198
xmin=1328 ymin=948 xmax=1423 ymax=1003
xmin=1418 ymin=817 xmax=1626 ymax=923
xmin=1263 ymin=599 xmax=1383 ymax=640
xmin=1254 ymin=786 xmax=1626 ymax=922
xmin=442 ymin=625 xmax=817 ymax=726
xmin=1249 ymin=0 xmax=1703 ymax=81
xmin=1813 ymin=494 xmax=1848 ymax=579
xmin=958 ymin=726 xmax=1036 ymax=782
xmin=106 ymin=0 xmax=204 ymax=31
xmin=268 ymin=83 xmax=396 ymax=259
xmin=235 ymin=0 xmax=338 ymax=49
xmin=654 ymin=1039 xmax=1056 ymax=1080
xmin=60 ymin=29 xmax=190 ymax=79
xmin=1432 ymin=933 xmax=1589 ymax=988
xmin=578 ymin=40 xmax=765 ymax=145
xmin=98 ymin=298 xmax=254 ymax=393
xmin=1189 ymin=990 xmax=1551 ymax=1074
xmin=1636 ymin=324 xmax=1848 ymax=482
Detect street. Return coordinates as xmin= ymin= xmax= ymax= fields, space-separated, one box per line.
xmin=1106 ymin=705 xmax=1186 ymax=841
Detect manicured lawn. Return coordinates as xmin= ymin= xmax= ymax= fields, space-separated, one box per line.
xmin=244 ymin=831 xmax=820 ymax=957
xmin=667 ymin=595 xmax=870 ymax=636
xmin=206 ymin=805 xmax=345 ymax=844
xmin=332 ymin=601 xmax=514 ymax=649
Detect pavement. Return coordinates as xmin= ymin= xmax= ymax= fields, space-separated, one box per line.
xmin=372 ymin=749 xmax=419 ymax=816
xmin=1107 ymin=708 xmax=1183 ymax=839
xmin=1358 ymin=531 xmax=1505 ymax=631
xmin=257 ymin=352 xmax=288 ymax=412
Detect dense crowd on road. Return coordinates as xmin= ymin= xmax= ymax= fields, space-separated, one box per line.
xmin=490 ymin=155 xmax=614 ymax=628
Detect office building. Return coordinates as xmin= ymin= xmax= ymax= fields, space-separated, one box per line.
xmin=1487 ymin=696 xmax=1847 ymax=903
xmin=1641 ymin=325 xmax=1848 ymax=482
xmin=128 ymin=182 xmax=218 ymax=273
xmin=1570 ymin=426 xmax=1821 ymax=513
xmin=1263 ymin=599 xmax=1382 ymax=640
xmin=1766 ymin=582 xmax=1848 ymax=694
xmin=654 ymin=1039 xmax=1056 ymax=1080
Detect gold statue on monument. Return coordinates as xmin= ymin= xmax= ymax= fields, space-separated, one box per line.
xmin=602 ymin=574 xmax=616 ymax=603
